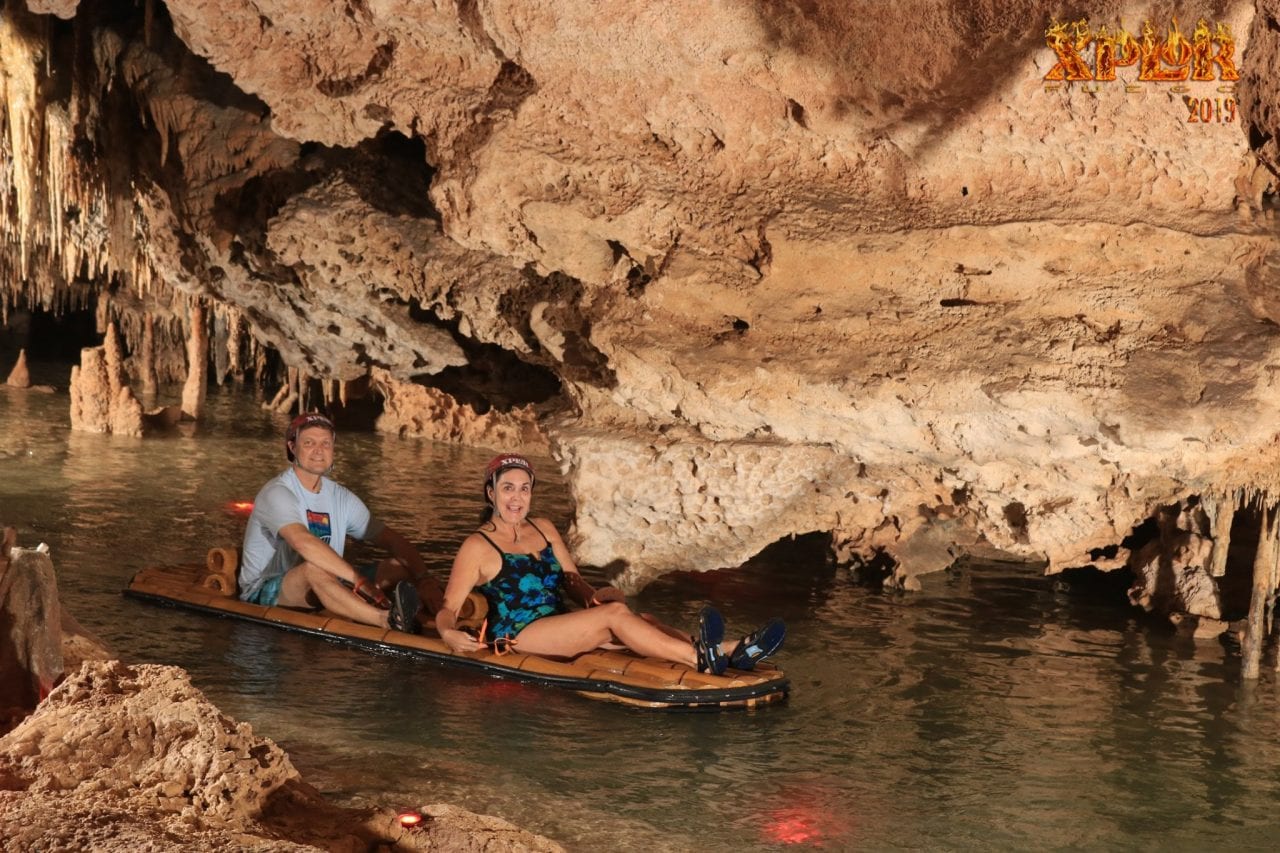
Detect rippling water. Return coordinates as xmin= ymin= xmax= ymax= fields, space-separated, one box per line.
xmin=4 ymin=369 xmax=1280 ymax=851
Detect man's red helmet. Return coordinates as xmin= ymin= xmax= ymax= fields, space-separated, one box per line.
xmin=285 ymin=413 xmax=335 ymax=462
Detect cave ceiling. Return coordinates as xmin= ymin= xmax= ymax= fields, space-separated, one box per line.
xmin=4 ymin=0 xmax=1280 ymax=589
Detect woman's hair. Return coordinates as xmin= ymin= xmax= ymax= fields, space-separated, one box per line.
xmin=479 ymin=454 xmax=536 ymax=525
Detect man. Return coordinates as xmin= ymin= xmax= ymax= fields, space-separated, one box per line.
xmin=239 ymin=412 xmax=436 ymax=633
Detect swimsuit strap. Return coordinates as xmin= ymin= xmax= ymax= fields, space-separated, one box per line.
xmin=526 ymin=520 xmax=552 ymax=548
xmin=479 ymin=522 xmax=552 ymax=555
xmin=477 ymin=531 xmax=507 ymax=557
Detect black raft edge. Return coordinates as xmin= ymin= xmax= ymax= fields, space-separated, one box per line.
xmin=123 ymin=588 xmax=790 ymax=710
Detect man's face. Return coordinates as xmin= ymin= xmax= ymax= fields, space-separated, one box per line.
xmin=291 ymin=425 xmax=335 ymax=477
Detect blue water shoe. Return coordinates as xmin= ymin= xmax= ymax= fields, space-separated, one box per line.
xmin=695 ymin=605 xmax=728 ymax=675
xmin=728 ymin=618 xmax=785 ymax=670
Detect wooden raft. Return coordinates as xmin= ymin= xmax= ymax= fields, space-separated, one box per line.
xmin=124 ymin=556 xmax=789 ymax=711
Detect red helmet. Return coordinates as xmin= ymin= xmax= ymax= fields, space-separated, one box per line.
xmin=484 ymin=454 xmax=535 ymax=498
xmin=285 ymin=413 xmax=335 ymax=462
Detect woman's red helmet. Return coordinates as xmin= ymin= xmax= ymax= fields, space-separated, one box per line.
xmin=484 ymin=454 xmax=535 ymax=500
xmin=285 ymin=413 xmax=335 ymax=462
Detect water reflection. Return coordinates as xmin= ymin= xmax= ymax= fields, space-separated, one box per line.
xmin=4 ymin=379 xmax=1280 ymax=849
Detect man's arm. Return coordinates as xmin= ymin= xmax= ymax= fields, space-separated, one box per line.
xmin=278 ymin=523 xmax=361 ymax=584
xmin=368 ymin=524 xmax=430 ymax=583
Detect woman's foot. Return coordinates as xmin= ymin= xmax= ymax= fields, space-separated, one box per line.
xmin=694 ymin=606 xmax=727 ymax=675
xmin=728 ymin=618 xmax=786 ymax=670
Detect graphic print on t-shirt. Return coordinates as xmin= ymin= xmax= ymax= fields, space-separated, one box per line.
xmin=306 ymin=510 xmax=333 ymax=544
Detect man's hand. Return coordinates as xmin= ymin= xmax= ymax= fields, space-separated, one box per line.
xmin=351 ymin=577 xmax=390 ymax=608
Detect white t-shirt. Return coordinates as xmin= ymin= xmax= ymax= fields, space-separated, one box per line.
xmin=238 ymin=467 xmax=384 ymax=601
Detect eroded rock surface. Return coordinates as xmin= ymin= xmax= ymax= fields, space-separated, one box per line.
xmin=4 ymin=1 xmax=1280 ymax=610
xmin=69 ymin=322 xmax=144 ymax=436
xmin=0 ymin=660 xmax=562 ymax=852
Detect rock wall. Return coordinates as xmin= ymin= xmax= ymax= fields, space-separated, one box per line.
xmin=5 ymin=1 xmax=1280 ymax=608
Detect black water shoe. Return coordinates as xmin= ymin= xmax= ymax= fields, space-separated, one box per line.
xmin=388 ymin=581 xmax=421 ymax=634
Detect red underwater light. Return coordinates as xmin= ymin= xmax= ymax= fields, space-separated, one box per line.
xmin=764 ymin=809 xmax=822 ymax=845
xmin=397 ymin=810 xmax=423 ymax=829
xmin=226 ymin=500 xmax=254 ymax=515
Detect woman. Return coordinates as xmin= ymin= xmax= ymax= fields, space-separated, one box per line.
xmin=436 ymin=454 xmax=785 ymax=674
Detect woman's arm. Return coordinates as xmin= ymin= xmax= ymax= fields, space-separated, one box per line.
xmin=533 ymin=518 xmax=624 ymax=607
xmin=436 ymin=536 xmax=487 ymax=652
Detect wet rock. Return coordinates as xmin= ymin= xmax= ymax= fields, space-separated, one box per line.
xmin=0 ymin=539 xmax=63 ymax=730
xmin=1126 ymin=524 xmax=1222 ymax=619
xmin=4 ymin=348 xmax=29 ymax=387
xmin=0 ymin=530 xmax=112 ymax=735
xmin=69 ymin=323 xmax=144 ymax=437
xmin=0 ymin=660 xmax=563 ymax=851
xmin=1169 ymin=613 xmax=1229 ymax=640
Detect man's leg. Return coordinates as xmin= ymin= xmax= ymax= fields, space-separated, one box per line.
xmin=278 ymin=562 xmax=388 ymax=628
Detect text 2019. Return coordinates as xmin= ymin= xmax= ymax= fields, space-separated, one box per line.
xmin=1186 ymin=96 xmax=1236 ymax=123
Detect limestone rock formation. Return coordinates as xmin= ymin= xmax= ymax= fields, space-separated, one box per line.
xmin=0 ymin=540 xmax=64 ymax=727
xmin=69 ymin=323 xmax=144 ymax=436
xmin=5 ymin=1 xmax=1280 ymax=614
xmin=4 ymin=348 xmax=29 ymax=387
xmin=0 ymin=526 xmax=113 ymax=733
xmin=0 ymin=660 xmax=563 ymax=852
xmin=0 ymin=536 xmax=561 ymax=851
xmin=373 ymin=367 xmax=548 ymax=451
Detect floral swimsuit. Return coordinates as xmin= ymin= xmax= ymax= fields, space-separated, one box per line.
xmin=475 ymin=522 xmax=565 ymax=642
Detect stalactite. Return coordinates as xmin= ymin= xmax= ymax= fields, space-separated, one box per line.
xmin=102 ymin=320 xmax=126 ymax=399
xmin=225 ymin=308 xmax=243 ymax=379
xmin=266 ymin=366 xmax=299 ymax=413
xmin=139 ymin=312 xmax=157 ymax=404
xmin=0 ymin=14 xmax=44 ymax=283
xmin=180 ymin=299 xmax=207 ymax=420
xmin=143 ymin=0 xmax=154 ymax=50
xmin=1207 ymin=495 xmax=1234 ymax=578
xmin=94 ymin=294 xmax=109 ymax=335
xmin=1268 ymin=522 xmax=1280 ymax=642
xmin=210 ymin=306 xmax=229 ymax=385
xmin=1242 ymin=502 xmax=1278 ymax=680
xmin=252 ymin=344 xmax=268 ymax=387
xmin=296 ymin=368 xmax=308 ymax=413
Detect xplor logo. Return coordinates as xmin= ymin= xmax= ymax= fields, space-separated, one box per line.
xmin=1044 ymin=17 xmax=1239 ymax=86
xmin=1043 ymin=17 xmax=1240 ymax=124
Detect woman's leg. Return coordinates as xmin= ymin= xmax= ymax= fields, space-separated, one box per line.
xmin=515 ymin=603 xmax=698 ymax=667
xmin=640 ymin=613 xmax=692 ymax=641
